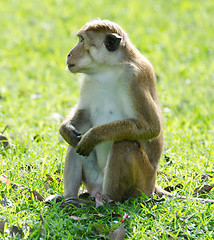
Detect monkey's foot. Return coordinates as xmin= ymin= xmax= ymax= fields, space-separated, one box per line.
xmin=60 ymin=197 xmax=93 ymax=208
xmin=44 ymin=194 xmax=63 ymax=205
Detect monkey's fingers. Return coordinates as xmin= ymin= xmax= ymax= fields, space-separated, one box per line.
xmin=75 ymin=131 xmax=81 ymax=137
xmin=72 ymin=129 xmax=82 ymax=137
xmin=76 ymin=148 xmax=90 ymax=156
xmin=74 ymin=134 xmax=82 ymax=141
xmin=70 ymin=131 xmax=81 ymax=148
xmin=76 ymin=143 xmax=92 ymax=156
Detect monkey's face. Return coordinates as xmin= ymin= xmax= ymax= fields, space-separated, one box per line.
xmin=66 ymin=30 xmax=124 ymax=74
xmin=66 ymin=35 xmax=92 ymax=74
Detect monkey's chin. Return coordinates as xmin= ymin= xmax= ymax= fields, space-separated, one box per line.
xmin=67 ymin=65 xmax=79 ymax=74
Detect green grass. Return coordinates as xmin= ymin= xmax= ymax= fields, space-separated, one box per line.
xmin=0 ymin=0 xmax=214 ymax=239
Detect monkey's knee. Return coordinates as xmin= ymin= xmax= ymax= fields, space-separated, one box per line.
xmin=105 ymin=140 xmax=156 ymax=200
xmin=111 ymin=140 xmax=141 ymax=157
xmin=112 ymin=140 xmax=140 ymax=148
xmin=103 ymin=141 xmax=142 ymax=200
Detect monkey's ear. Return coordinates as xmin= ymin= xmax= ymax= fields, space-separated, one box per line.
xmin=104 ymin=33 xmax=122 ymax=52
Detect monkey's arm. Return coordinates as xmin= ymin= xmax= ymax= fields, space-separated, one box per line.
xmin=59 ymin=109 xmax=90 ymax=148
xmin=76 ymin=91 xmax=161 ymax=156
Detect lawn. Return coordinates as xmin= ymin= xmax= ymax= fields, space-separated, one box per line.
xmin=0 ymin=0 xmax=214 ymax=239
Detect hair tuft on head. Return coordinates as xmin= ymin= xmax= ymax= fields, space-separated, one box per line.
xmin=78 ymin=19 xmax=127 ymax=38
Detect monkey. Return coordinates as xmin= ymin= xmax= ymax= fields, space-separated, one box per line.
xmin=58 ymin=19 xmax=214 ymax=203
xmin=59 ymin=19 xmax=162 ymax=202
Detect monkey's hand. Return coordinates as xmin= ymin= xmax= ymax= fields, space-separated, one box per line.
xmin=59 ymin=124 xmax=82 ymax=148
xmin=76 ymin=129 xmax=97 ymax=156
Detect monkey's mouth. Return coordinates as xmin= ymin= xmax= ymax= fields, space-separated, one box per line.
xmin=68 ymin=64 xmax=75 ymax=68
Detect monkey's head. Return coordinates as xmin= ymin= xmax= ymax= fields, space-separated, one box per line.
xmin=66 ymin=19 xmax=129 ymax=74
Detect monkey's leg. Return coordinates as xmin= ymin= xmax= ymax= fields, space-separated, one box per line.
xmin=103 ymin=140 xmax=157 ymax=202
xmin=63 ymin=145 xmax=84 ymax=198
xmin=64 ymin=145 xmax=102 ymax=198
xmin=82 ymin=151 xmax=103 ymax=198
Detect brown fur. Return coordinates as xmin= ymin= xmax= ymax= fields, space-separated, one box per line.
xmin=58 ymin=20 xmax=213 ymax=203
xmin=77 ymin=19 xmax=126 ymax=38
xmin=60 ymin=19 xmax=162 ymax=201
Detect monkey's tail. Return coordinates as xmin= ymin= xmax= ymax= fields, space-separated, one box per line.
xmin=155 ymin=185 xmax=214 ymax=204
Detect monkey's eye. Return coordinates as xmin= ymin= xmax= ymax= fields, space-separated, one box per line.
xmin=79 ymin=36 xmax=84 ymax=43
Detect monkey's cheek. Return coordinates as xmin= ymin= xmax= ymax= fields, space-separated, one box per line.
xmin=79 ymin=56 xmax=91 ymax=66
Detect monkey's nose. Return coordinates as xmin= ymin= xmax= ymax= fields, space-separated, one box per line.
xmin=67 ymin=51 xmax=72 ymax=59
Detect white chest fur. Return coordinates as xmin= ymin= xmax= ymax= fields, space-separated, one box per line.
xmin=78 ymin=66 xmax=136 ymax=170
xmin=79 ymin=67 xmax=135 ymax=125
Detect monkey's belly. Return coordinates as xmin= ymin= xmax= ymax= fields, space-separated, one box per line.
xmin=92 ymin=106 xmax=126 ymax=172
xmin=88 ymin=80 xmax=136 ymax=172
xmin=95 ymin=142 xmax=112 ymax=173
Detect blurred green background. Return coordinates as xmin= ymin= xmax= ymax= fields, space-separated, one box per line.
xmin=0 ymin=0 xmax=214 ymax=238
